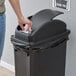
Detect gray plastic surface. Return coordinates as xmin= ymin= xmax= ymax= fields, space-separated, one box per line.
xmin=14 ymin=9 xmax=64 ymax=43
xmin=31 ymin=9 xmax=63 ymax=32
xmin=11 ymin=9 xmax=70 ymax=76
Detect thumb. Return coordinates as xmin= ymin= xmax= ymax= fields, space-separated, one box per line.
xmin=20 ymin=24 xmax=24 ymax=30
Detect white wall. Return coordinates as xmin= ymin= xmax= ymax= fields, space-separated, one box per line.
xmin=1 ymin=0 xmax=76 ymax=76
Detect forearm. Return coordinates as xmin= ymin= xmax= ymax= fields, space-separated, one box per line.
xmin=9 ymin=0 xmax=23 ymax=20
xmin=9 ymin=0 xmax=32 ymax=30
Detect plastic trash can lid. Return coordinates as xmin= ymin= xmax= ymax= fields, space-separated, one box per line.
xmin=15 ymin=9 xmax=66 ymax=43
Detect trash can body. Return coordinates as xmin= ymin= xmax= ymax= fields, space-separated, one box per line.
xmin=11 ymin=9 xmax=70 ymax=76
xmin=14 ymin=49 xmax=30 ymax=76
xmin=14 ymin=41 xmax=66 ymax=76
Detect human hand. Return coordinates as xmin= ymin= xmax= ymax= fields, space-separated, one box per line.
xmin=18 ymin=16 xmax=32 ymax=31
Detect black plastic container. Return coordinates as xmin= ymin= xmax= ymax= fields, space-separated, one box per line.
xmin=11 ymin=9 xmax=70 ymax=76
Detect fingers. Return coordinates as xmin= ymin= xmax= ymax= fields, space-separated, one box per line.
xmin=24 ymin=20 xmax=32 ymax=31
xmin=18 ymin=17 xmax=32 ymax=31
xmin=24 ymin=24 xmax=29 ymax=31
xmin=19 ymin=24 xmax=25 ymax=30
xmin=25 ymin=19 xmax=32 ymax=27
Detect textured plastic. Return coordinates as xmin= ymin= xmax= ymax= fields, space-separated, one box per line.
xmin=14 ymin=9 xmax=65 ymax=45
xmin=11 ymin=9 xmax=70 ymax=76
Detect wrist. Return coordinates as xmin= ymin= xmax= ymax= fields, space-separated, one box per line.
xmin=17 ymin=14 xmax=24 ymax=21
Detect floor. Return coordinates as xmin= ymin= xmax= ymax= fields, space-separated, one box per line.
xmin=0 ymin=66 xmax=15 ymax=76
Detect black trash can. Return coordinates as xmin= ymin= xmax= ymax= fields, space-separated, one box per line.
xmin=11 ymin=9 xmax=70 ymax=76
